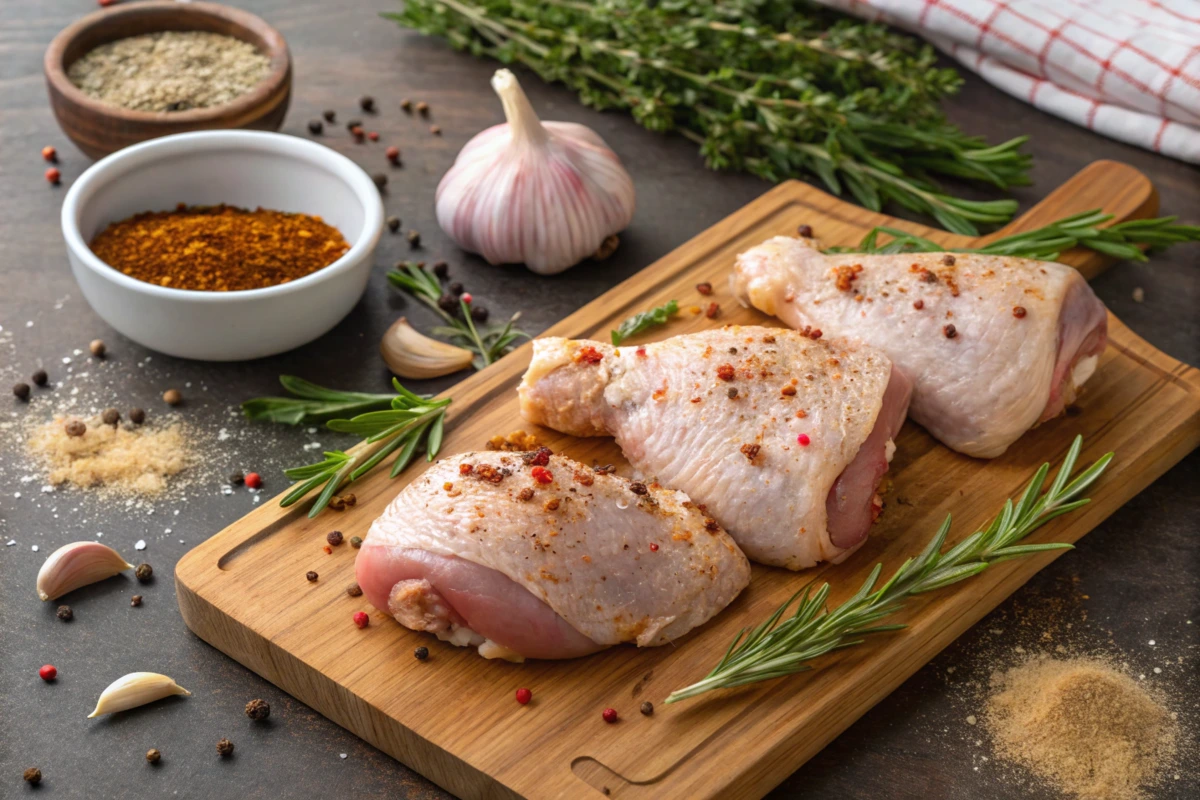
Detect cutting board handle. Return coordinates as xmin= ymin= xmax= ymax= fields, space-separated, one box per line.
xmin=977 ymin=160 xmax=1159 ymax=279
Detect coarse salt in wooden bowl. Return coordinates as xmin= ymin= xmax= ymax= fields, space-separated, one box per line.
xmin=44 ymin=0 xmax=291 ymax=159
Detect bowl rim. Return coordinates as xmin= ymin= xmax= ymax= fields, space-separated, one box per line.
xmin=61 ymin=129 xmax=384 ymax=304
xmin=44 ymin=0 xmax=291 ymax=125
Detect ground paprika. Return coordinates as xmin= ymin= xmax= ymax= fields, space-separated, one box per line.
xmin=88 ymin=204 xmax=350 ymax=292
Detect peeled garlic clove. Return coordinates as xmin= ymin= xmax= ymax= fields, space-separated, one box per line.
xmin=88 ymin=672 xmax=191 ymax=718
xmin=381 ymin=317 xmax=475 ymax=379
xmin=435 ymin=69 xmax=635 ymax=275
xmin=36 ymin=541 xmax=134 ymax=601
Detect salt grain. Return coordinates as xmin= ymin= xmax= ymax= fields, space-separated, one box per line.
xmin=135 ymin=539 xmax=146 ymax=550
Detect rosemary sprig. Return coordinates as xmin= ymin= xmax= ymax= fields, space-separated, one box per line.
xmin=837 ymin=210 xmax=1200 ymax=262
xmin=241 ymin=376 xmax=399 ymax=424
xmin=665 ymin=435 xmax=1112 ymax=704
xmin=612 ymin=300 xmax=678 ymax=345
xmin=387 ymin=262 xmax=528 ymax=368
xmin=274 ymin=379 xmax=451 ymax=517
xmin=387 ymin=0 xmax=1032 ymax=234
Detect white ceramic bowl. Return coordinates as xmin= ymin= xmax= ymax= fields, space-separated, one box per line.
xmin=61 ymin=130 xmax=384 ymax=361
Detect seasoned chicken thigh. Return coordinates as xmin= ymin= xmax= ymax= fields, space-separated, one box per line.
xmin=734 ymin=236 xmax=1108 ymax=458
xmin=519 ymin=327 xmax=911 ymax=570
xmin=356 ymin=451 xmax=750 ymax=661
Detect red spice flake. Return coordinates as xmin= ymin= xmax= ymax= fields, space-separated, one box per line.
xmin=913 ymin=299 xmax=925 ymax=310
xmin=573 ymin=470 xmax=595 ymax=487
xmin=649 ymin=543 xmax=659 ymax=552
xmin=352 ymin=611 xmax=370 ymax=628
xmin=652 ymin=387 xmax=667 ymax=401
xmin=943 ymin=324 xmax=957 ymax=339
xmin=780 ymin=385 xmax=796 ymax=397
xmin=798 ymin=326 xmax=822 ymax=340
xmin=740 ymin=443 xmax=761 ymax=462
xmin=517 ymin=487 xmax=535 ymax=502
xmin=531 ymin=466 xmax=553 ymax=484
xmin=834 ymin=264 xmax=863 ymax=291
xmin=443 ymin=481 xmax=454 ymax=491
xmin=705 ymin=302 xmax=720 ymax=319
xmin=826 ymin=357 xmax=839 ymax=367
xmin=762 ymin=334 xmax=776 ymax=344
xmin=475 ymin=464 xmax=504 ymax=484
xmin=796 ymin=409 xmax=807 ymax=419
xmin=523 ymin=446 xmax=552 ymax=466
xmin=543 ymin=498 xmax=561 ymax=512
xmin=854 ymin=294 xmax=864 ymax=303
xmin=602 ymin=708 xmax=619 ymax=724
xmin=797 ymin=433 xmax=811 ymax=446
xmin=716 ymin=364 xmax=736 ymax=381
xmin=574 ymin=346 xmax=604 ymax=365
xmin=696 ymin=281 xmax=713 ymax=295
xmin=459 ymin=463 xmax=474 ymax=475
xmin=39 ymin=664 xmax=57 ymax=682
xmin=703 ymin=518 xmax=720 ymax=532
xmin=515 ymin=687 xmax=532 ymax=705
xmin=323 ymin=545 xmax=333 ymax=555
xmin=635 ymin=347 xmax=647 ymax=357
xmin=1013 ymin=305 xmax=1027 ymax=318
xmin=244 ymin=472 xmax=262 ymax=489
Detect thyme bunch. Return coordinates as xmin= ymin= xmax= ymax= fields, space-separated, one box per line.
xmin=387 ymin=0 xmax=1032 ymax=234
xmin=666 ymin=435 xmax=1111 ymax=703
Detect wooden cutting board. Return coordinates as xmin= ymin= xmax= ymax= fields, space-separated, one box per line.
xmin=176 ymin=160 xmax=1200 ymax=800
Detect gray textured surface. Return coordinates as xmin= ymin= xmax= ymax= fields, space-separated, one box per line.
xmin=1 ymin=1 xmax=1197 ymax=798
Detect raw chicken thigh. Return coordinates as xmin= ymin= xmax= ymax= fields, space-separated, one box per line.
xmin=356 ymin=451 xmax=749 ymax=661
xmin=734 ymin=236 xmax=1108 ymax=458
xmin=519 ymin=326 xmax=911 ymax=570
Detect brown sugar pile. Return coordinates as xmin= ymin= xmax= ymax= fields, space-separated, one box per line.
xmin=985 ymin=656 xmax=1178 ymax=800
xmin=28 ymin=416 xmax=191 ymax=496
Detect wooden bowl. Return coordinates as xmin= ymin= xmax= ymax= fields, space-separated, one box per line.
xmin=44 ymin=1 xmax=292 ymax=159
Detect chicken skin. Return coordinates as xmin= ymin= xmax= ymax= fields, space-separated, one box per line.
xmin=519 ymin=326 xmax=911 ymax=570
xmin=734 ymin=236 xmax=1108 ymax=458
xmin=356 ymin=451 xmax=750 ymax=661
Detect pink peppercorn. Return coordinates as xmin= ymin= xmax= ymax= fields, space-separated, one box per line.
xmin=515 ymin=687 xmax=532 ymax=705
xmin=39 ymin=664 xmax=57 ymax=681
xmin=461 ymin=293 xmax=473 ymax=304
xmin=649 ymin=543 xmax=659 ymax=552
xmin=368 ymin=131 xmax=380 ymax=141
xmin=386 ymin=145 xmax=400 ymax=163
xmin=602 ymin=708 xmax=618 ymax=724
xmin=797 ymin=434 xmax=811 ymax=446
xmin=45 ymin=167 xmax=61 ymax=185
xmin=353 ymin=611 xmax=369 ymax=629
xmin=531 ymin=466 xmax=553 ymax=484
xmin=244 ymin=472 xmax=262 ymax=489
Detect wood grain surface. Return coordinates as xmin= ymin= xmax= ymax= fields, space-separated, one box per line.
xmin=176 ymin=162 xmax=1200 ymax=800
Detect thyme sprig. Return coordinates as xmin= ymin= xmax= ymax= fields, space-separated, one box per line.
xmin=837 ymin=209 xmax=1200 ymax=262
xmin=247 ymin=378 xmax=451 ymax=518
xmin=665 ymin=435 xmax=1112 ymax=704
xmin=387 ymin=0 xmax=1032 ymax=234
xmin=612 ymin=300 xmax=678 ymax=345
xmin=387 ymin=262 xmax=528 ymax=368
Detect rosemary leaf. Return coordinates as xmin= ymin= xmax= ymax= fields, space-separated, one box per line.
xmin=241 ymin=376 xmax=397 ymax=424
xmin=612 ymin=300 xmax=679 ymax=345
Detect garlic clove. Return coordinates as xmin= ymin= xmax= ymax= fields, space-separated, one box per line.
xmin=36 ymin=541 xmax=134 ymax=601
xmin=435 ymin=69 xmax=635 ymax=275
xmin=88 ymin=672 xmax=191 ymax=718
xmin=381 ymin=317 xmax=474 ymax=379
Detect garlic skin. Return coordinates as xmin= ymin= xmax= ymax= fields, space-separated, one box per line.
xmin=436 ymin=69 xmax=635 ymax=275
xmin=88 ymin=672 xmax=191 ymax=718
xmin=36 ymin=541 xmax=134 ymax=601
xmin=381 ymin=317 xmax=474 ymax=379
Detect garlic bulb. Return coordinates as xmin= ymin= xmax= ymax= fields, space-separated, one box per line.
xmin=37 ymin=541 xmax=133 ymax=601
xmin=381 ymin=317 xmax=474 ymax=379
xmin=88 ymin=672 xmax=191 ymax=718
xmin=435 ymin=69 xmax=635 ymax=275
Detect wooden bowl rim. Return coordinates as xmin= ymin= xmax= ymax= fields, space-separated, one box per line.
xmin=44 ymin=0 xmax=291 ymax=125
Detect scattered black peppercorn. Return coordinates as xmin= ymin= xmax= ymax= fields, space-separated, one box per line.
xmin=65 ymin=419 xmax=86 ymax=437
xmin=101 ymin=408 xmax=120 ymax=426
xmin=32 ymin=369 xmax=49 ymax=387
xmin=387 ymin=216 xmax=401 ymax=233
xmin=414 ymin=646 xmax=429 ymax=661
xmin=308 ymin=119 xmax=323 ymax=135
xmin=146 ymin=748 xmax=161 ymax=764
xmin=797 ymin=224 xmax=814 ymax=238
xmin=345 ymin=119 xmax=363 ymax=131
xmin=323 ymin=109 xmax=336 ymax=123
xmin=470 ymin=305 xmax=489 ymax=323
xmin=129 ymin=407 xmax=146 ymax=425
xmin=360 ymin=96 xmax=376 ymax=112
xmin=135 ymin=563 xmax=153 ymax=583
xmin=629 ymin=482 xmax=648 ymax=495
xmin=432 ymin=261 xmax=449 ymax=278
xmin=229 ymin=471 xmax=244 ymax=485
xmin=349 ymin=536 xmax=363 ymax=549
xmin=306 ymin=571 xmax=319 ymax=582
xmin=727 ymin=387 xmax=739 ymax=399
xmin=429 ymin=125 xmax=442 ymax=136
xmin=163 ymin=388 xmax=183 ymax=405
xmin=244 ymin=698 xmax=270 ymax=721
xmin=216 ymin=738 xmax=234 ymax=757
xmin=437 ymin=293 xmax=458 ymax=313
xmin=407 ymin=230 xmax=421 ymax=248
xmin=89 ymin=339 xmax=107 ymax=358
xmin=448 ymin=281 xmax=464 ymax=297
xmin=326 ymin=530 xmax=344 ymax=546
xmin=131 ymin=594 xmax=143 ymax=607
xmin=13 ymin=382 xmax=30 ymax=401
xmin=943 ymin=324 xmax=957 ymax=339
xmin=640 ymin=701 xmax=654 ymax=716
xmin=372 ymin=173 xmax=388 ymax=191
xmin=416 ymin=101 xmax=429 ymax=116
xmin=57 ymin=605 xmax=73 ymax=621
xmin=401 ymin=99 xmax=413 ymax=112
xmin=346 ymin=582 xmax=363 ymax=597
xmin=942 ymin=254 xmax=956 ymax=266
xmin=23 ymin=767 xmax=42 ymax=784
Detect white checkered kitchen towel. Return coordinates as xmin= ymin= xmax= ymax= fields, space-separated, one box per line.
xmin=817 ymin=0 xmax=1200 ymax=163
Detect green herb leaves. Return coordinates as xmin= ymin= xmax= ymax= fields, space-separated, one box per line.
xmin=665 ymin=435 xmax=1112 ymax=704
xmin=387 ymin=262 xmax=527 ymax=368
xmin=612 ymin=300 xmax=678 ymax=345
xmin=387 ymin=0 xmax=1031 ymax=234
xmin=245 ymin=377 xmax=451 ymax=517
